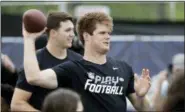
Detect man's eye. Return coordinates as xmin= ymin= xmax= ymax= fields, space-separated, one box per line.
xmin=108 ymin=32 xmax=111 ymax=35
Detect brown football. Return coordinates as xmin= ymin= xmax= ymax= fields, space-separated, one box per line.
xmin=23 ymin=9 xmax=46 ymax=33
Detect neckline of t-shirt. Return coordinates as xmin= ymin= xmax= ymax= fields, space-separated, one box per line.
xmin=82 ymin=57 xmax=108 ymax=66
xmin=45 ymin=47 xmax=68 ymax=61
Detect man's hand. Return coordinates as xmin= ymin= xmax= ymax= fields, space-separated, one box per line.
xmin=22 ymin=23 xmax=46 ymax=40
xmin=134 ymin=68 xmax=151 ymax=97
xmin=157 ymin=70 xmax=168 ymax=85
xmin=1 ymin=54 xmax=16 ymax=73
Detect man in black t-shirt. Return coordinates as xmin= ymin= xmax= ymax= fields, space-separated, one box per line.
xmin=11 ymin=12 xmax=82 ymax=111
xmin=23 ymin=12 xmax=151 ymax=112
xmin=1 ymin=53 xmax=17 ymax=87
xmin=1 ymin=53 xmax=17 ymax=109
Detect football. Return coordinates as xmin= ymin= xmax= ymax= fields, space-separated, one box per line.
xmin=23 ymin=9 xmax=46 ymax=33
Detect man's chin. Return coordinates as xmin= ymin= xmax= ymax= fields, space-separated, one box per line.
xmin=104 ymin=46 xmax=110 ymax=51
xmin=101 ymin=48 xmax=109 ymax=54
xmin=66 ymin=43 xmax=72 ymax=48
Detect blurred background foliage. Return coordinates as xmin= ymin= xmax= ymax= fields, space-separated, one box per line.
xmin=1 ymin=2 xmax=184 ymax=21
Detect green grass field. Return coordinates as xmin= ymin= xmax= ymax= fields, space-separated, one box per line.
xmin=1 ymin=2 xmax=184 ymax=21
xmin=73 ymin=2 xmax=184 ymax=21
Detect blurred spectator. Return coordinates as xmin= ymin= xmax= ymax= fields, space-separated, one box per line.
xmin=148 ymin=53 xmax=184 ymax=110
xmin=161 ymin=53 xmax=184 ymax=97
xmin=1 ymin=53 xmax=18 ymax=86
xmin=149 ymin=70 xmax=168 ymax=110
xmin=157 ymin=69 xmax=184 ymax=111
xmin=1 ymin=53 xmax=16 ymax=73
xmin=171 ymin=53 xmax=184 ymax=74
xmin=1 ymin=53 xmax=18 ymax=111
xmin=42 ymin=88 xmax=83 ymax=112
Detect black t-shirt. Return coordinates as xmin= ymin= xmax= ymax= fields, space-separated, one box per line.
xmin=16 ymin=47 xmax=82 ymax=110
xmin=53 ymin=57 xmax=135 ymax=112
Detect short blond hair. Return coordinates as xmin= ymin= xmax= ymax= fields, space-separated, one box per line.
xmin=76 ymin=12 xmax=113 ymax=44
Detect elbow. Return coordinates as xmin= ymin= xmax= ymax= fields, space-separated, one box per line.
xmin=25 ymin=72 xmax=40 ymax=86
xmin=11 ymin=101 xmax=21 ymax=111
xmin=24 ymin=65 xmax=40 ymax=85
xmin=10 ymin=103 xmax=17 ymax=111
xmin=27 ymin=77 xmax=38 ymax=86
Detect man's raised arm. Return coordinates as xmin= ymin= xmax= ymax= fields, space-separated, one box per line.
xmin=128 ymin=69 xmax=152 ymax=111
xmin=23 ymin=26 xmax=57 ymax=89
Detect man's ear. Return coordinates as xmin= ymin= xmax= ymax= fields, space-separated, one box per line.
xmin=50 ymin=29 xmax=57 ymax=37
xmin=83 ymin=32 xmax=89 ymax=42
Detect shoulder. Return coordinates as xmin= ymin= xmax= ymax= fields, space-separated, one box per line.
xmin=35 ymin=47 xmax=47 ymax=59
xmin=67 ymin=49 xmax=82 ymax=61
xmin=35 ymin=47 xmax=49 ymax=62
xmin=52 ymin=60 xmax=80 ymax=76
xmin=55 ymin=60 xmax=79 ymax=69
xmin=36 ymin=47 xmax=46 ymax=56
xmin=55 ymin=59 xmax=84 ymax=72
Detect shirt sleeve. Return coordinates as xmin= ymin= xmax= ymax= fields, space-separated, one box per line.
xmin=126 ymin=65 xmax=135 ymax=96
xmin=52 ymin=61 xmax=74 ymax=87
xmin=16 ymin=69 xmax=35 ymax=92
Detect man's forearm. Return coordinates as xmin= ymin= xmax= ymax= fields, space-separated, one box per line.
xmin=137 ymin=96 xmax=151 ymax=111
xmin=129 ymin=93 xmax=152 ymax=111
xmin=151 ymin=82 xmax=164 ymax=110
xmin=11 ymin=101 xmax=39 ymax=111
xmin=24 ymin=38 xmax=40 ymax=84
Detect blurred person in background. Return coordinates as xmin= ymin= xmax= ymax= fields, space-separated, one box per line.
xmin=42 ymin=88 xmax=83 ymax=112
xmin=1 ymin=53 xmax=17 ymax=86
xmin=147 ymin=53 xmax=184 ymax=110
xmin=161 ymin=53 xmax=184 ymax=96
xmin=23 ymin=12 xmax=152 ymax=112
xmin=11 ymin=11 xmax=82 ymax=111
xmin=155 ymin=69 xmax=184 ymax=111
xmin=1 ymin=53 xmax=18 ymax=111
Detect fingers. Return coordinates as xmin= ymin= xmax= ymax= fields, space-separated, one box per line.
xmin=148 ymin=76 xmax=151 ymax=81
xmin=22 ymin=25 xmax=45 ymax=39
xmin=39 ymin=27 xmax=46 ymax=35
xmin=141 ymin=68 xmax=150 ymax=77
xmin=134 ymin=73 xmax=139 ymax=82
xmin=144 ymin=76 xmax=151 ymax=87
xmin=22 ymin=22 xmax=46 ymax=34
xmin=149 ymin=81 xmax=151 ymax=86
xmin=22 ymin=23 xmax=25 ymax=36
xmin=141 ymin=68 xmax=151 ymax=87
xmin=141 ymin=68 xmax=145 ymax=77
xmin=146 ymin=69 xmax=150 ymax=76
xmin=22 ymin=22 xmax=31 ymax=38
